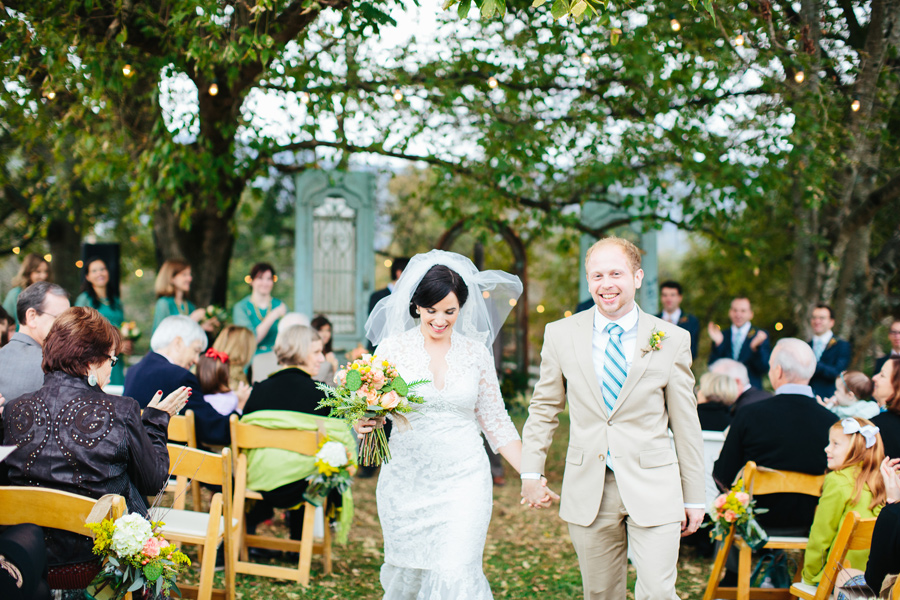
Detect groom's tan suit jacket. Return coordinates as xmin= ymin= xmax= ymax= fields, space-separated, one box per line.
xmin=522 ymin=306 xmax=705 ymax=528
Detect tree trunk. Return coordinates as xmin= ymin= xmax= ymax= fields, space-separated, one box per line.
xmin=46 ymin=215 xmax=82 ymax=298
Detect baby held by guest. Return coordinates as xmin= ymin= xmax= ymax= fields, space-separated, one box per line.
xmin=818 ymin=371 xmax=880 ymax=420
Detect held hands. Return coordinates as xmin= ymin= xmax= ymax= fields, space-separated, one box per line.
xmin=750 ymin=330 xmax=768 ymax=351
xmin=707 ymin=322 xmax=724 ymax=346
xmin=520 ymin=477 xmax=560 ymax=509
xmin=681 ymin=507 xmax=705 ymax=537
xmin=881 ymin=457 xmax=900 ymax=504
xmin=147 ymin=386 xmax=191 ymax=417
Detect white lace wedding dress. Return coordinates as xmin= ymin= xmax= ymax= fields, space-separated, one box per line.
xmin=374 ymin=327 xmax=520 ymax=599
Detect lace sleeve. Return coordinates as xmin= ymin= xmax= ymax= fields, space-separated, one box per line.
xmin=473 ymin=344 xmax=520 ymax=452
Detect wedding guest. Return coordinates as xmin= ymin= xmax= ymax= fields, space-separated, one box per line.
xmin=212 ymin=325 xmax=257 ymax=389
xmin=367 ymin=257 xmax=408 ymax=351
xmin=2 ymin=253 xmax=50 ymax=328
xmin=808 ymin=304 xmax=852 ymax=398
xmin=233 ymin=262 xmax=286 ymax=357
xmin=3 ymin=307 xmax=189 ymax=569
xmin=196 ymin=348 xmax=251 ymax=416
xmin=708 ymin=297 xmax=771 ymax=389
xmin=0 ymin=282 xmax=70 ymax=402
xmin=151 ymin=259 xmax=215 ymax=334
xmin=0 ymin=306 xmax=14 ymax=347
xmin=696 ymin=372 xmax=738 ymax=431
xmin=818 ymin=371 xmax=880 ymax=420
xmin=801 ymin=418 xmax=885 ymax=587
xmin=250 ymin=312 xmax=309 ymax=384
xmin=709 ymin=358 xmax=773 ymax=414
xmin=311 ymin=314 xmax=339 ymax=384
xmin=872 ymin=357 xmax=900 ymax=460
xmin=124 ymin=315 xmax=237 ymax=446
xmin=658 ymin=281 xmax=701 ymax=359
xmin=75 ymin=257 xmax=129 ymax=386
xmin=0 ymin=524 xmax=50 ymax=600
xmin=875 ymin=319 xmax=900 ymax=375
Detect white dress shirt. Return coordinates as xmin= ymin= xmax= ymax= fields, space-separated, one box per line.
xmin=731 ymin=322 xmax=752 ymax=356
xmin=661 ymin=308 xmax=682 ymax=325
xmin=774 ymin=383 xmax=815 ymax=398
xmin=592 ymin=304 xmax=640 ymax=400
xmin=811 ymin=331 xmax=833 ymax=360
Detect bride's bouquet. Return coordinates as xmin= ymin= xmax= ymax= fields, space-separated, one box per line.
xmin=316 ymin=353 xmax=427 ymax=466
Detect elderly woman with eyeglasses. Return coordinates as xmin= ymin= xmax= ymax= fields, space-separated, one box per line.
xmin=3 ymin=307 xmax=189 ymax=575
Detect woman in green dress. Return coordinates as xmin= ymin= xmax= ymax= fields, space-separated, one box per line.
xmin=152 ymin=259 xmax=218 ymax=334
xmin=74 ymin=257 xmax=130 ymax=385
xmin=2 ymin=253 xmax=50 ymax=328
xmin=232 ymin=262 xmax=286 ymax=356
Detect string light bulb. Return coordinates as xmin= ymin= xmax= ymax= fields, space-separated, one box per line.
xmin=44 ymin=254 xmax=52 ymax=262
xmin=135 ymin=269 xmax=143 ymax=278
xmin=536 ymin=305 xmax=545 ymax=313
xmin=851 ymin=98 xmax=861 ymax=112
xmin=208 ymin=83 xmax=219 ymax=96
xmin=44 ymin=90 xmax=56 ymax=100
xmin=300 ymin=91 xmax=310 ymax=104
xmin=794 ymin=71 xmax=805 ymax=83
xmin=122 ymin=64 xmax=134 ymax=78
xmin=669 ymin=14 xmax=681 ymax=31
xmin=12 ymin=247 xmax=20 ymax=255
xmin=488 ymin=76 xmax=499 ymax=89
xmin=580 ymin=52 xmax=591 ymax=65
xmin=392 ymin=88 xmax=404 ymax=102
xmin=734 ymin=34 xmax=745 ymax=46
xmin=75 ymin=260 xmax=83 ymax=268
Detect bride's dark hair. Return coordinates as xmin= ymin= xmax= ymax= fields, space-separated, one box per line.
xmin=409 ymin=265 xmax=469 ymax=319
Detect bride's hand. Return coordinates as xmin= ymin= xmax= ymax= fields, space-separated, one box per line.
xmin=354 ymin=418 xmax=377 ymax=440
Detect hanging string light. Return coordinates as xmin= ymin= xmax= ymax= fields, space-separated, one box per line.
xmin=43 ymin=90 xmax=56 ymax=100
xmin=122 ymin=64 xmax=134 ymax=78
xmin=851 ymin=98 xmax=861 ymax=112
xmin=580 ymin=52 xmax=591 ymax=65
xmin=669 ymin=14 xmax=681 ymax=31
xmin=208 ymin=82 xmax=219 ymax=96
xmin=300 ymin=91 xmax=310 ymax=104
xmin=487 ymin=76 xmax=499 ymax=89
xmin=794 ymin=71 xmax=805 ymax=83
xmin=734 ymin=33 xmax=745 ymax=46
xmin=392 ymin=88 xmax=404 ymax=102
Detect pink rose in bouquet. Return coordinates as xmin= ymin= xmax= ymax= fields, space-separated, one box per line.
xmin=724 ymin=510 xmax=737 ymax=523
xmin=142 ymin=536 xmax=164 ymax=558
xmin=381 ymin=390 xmax=401 ymax=410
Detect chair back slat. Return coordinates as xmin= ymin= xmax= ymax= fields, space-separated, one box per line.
xmin=744 ymin=461 xmax=826 ymax=498
xmin=229 ymin=414 xmax=320 ymax=456
xmin=167 ymin=410 xmax=197 ymax=447
xmin=0 ymin=487 xmax=126 ymax=534
xmin=846 ymin=517 xmax=877 ymax=551
xmin=167 ymin=444 xmax=231 ymax=486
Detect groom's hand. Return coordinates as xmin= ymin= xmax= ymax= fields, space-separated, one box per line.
xmin=681 ymin=507 xmax=705 ymax=537
xmin=520 ymin=478 xmax=559 ymax=509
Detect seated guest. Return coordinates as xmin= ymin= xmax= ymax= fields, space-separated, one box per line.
xmin=311 ymin=314 xmax=339 ymax=384
xmin=250 ymin=312 xmax=309 ymax=384
xmin=0 ymin=282 xmax=70 ymax=403
xmin=124 ymin=315 xmax=238 ymax=446
xmin=714 ymin=338 xmax=837 ymax=533
xmin=241 ymin=325 xmax=355 ymax=541
xmin=801 ymin=417 xmax=885 ymax=587
xmin=0 ymin=524 xmax=50 ymax=600
xmin=874 ymin=319 xmax=900 ymax=375
xmin=818 ymin=371 xmax=880 ymax=420
xmin=709 ymin=358 xmax=773 ymax=414
xmin=212 ymin=325 xmax=257 ymax=389
xmin=808 ymin=304 xmax=852 ymax=398
xmin=872 ymin=357 xmax=900 ymax=460
xmin=2 ymin=307 xmax=188 ymax=570
xmin=696 ymin=372 xmax=738 ymax=431
xmin=197 ymin=348 xmax=251 ymax=416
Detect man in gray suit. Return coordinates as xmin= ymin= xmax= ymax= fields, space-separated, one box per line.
xmin=0 ymin=281 xmax=70 ymax=406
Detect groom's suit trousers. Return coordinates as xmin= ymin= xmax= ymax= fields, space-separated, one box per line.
xmin=568 ymin=469 xmax=680 ymax=600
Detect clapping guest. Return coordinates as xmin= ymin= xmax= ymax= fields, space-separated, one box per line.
xmin=232 ymin=263 xmax=286 ymax=357
xmin=817 ymin=371 xmax=880 ymax=420
xmin=151 ymin=259 xmax=216 ymax=334
xmin=872 ymin=357 xmax=900 ymax=460
xmin=212 ymin=325 xmax=257 ymax=389
xmin=2 ymin=253 xmax=50 ymax=329
xmin=75 ymin=257 xmax=129 ymax=386
xmin=3 ymin=307 xmax=189 ymax=568
xmin=708 ymin=298 xmax=771 ymax=389
xmin=196 ymin=348 xmax=251 ymax=416
xmin=696 ymin=372 xmax=738 ymax=431
xmin=311 ymin=314 xmax=339 ymax=384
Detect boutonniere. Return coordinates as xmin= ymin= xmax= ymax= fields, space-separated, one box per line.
xmin=827 ymin=338 xmax=837 ymax=349
xmin=748 ymin=328 xmax=757 ymax=339
xmin=679 ymin=315 xmax=688 ymax=324
xmin=641 ymin=328 xmax=667 ymax=357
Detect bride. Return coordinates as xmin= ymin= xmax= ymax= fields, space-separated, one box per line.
xmin=357 ymin=250 xmax=557 ymax=599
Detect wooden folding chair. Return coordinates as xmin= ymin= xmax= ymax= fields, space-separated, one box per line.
xmin=150 ymin=444 xmax=236 ymax=600
xmin=166 ymin=409 xmax=202 ymax=510
xmin=228 ymin=414 xmax=332 ymax=586
xmin=704 ymin=461 xmax=827 ymax=600
xmin=0 ymin=487 xmax=130 ymax=598
xmin=790 ymin=511 xmax=877 ymax=599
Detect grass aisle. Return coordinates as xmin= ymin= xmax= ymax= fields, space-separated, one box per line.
xmin=208 ymin=413 xmax=714 ymax=599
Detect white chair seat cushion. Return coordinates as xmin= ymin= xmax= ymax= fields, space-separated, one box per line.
xmin=767 ymin=535 xmax=809 ymax=544
xmin=790 ymin=581 xmax=817 ymax=596
xmin=149 ymin=508 xmax=238 ymax=537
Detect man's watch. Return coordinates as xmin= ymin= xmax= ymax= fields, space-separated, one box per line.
xmin=520 ymin=472 xmax=543 ymax=480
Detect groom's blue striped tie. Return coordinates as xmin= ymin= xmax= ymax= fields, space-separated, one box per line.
xmin=602 ymin=322 xmax=627 ymax=414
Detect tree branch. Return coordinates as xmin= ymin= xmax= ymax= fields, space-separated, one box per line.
xmin=846 ymin=170 xmax=900 ymax=230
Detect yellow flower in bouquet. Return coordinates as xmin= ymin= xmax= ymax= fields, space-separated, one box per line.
xmin=705 ymin=478 xmax=769 ymax=550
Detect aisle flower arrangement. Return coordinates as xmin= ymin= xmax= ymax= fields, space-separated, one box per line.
xmin=85 ymin=513 xmax=190 ymax=600
xmin=706 ymin=478 xmax=769 ymax=550
xmin=303 ymin=437 xmax=355 ymax=506
xmin=316 ymin=353 xmax=427 ymax=466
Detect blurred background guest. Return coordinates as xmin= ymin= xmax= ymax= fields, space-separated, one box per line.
xmin=875 ymin=319 xmax=900 ymax=375
xmin=311 ymin=314 xmax=339 ymax=384
xmin=3 ymin=307 xmax=188 ymax=572
xmin=696 ymin=371 xmax=739 ymax=431
xmin=2 ymin=253 xmax=50 ymax=329
xmin=872 ymin=357 xmax=900 ymax=459
xmin=75 ymin=257 xmax=129 ymax=386
xmin=818 ymin=371 xmax=879 ymax=420
xmin=0 ymin=306 xmax=14 ymax=347
xmin=212 ymin=325 xmax=257 ymax=389
xmin=808 ymin=304 xmax=852 ymax=398
xmin=125 ymin=315 xmax=238 ymax=446
xmin=709 ymin=358 xmax=773 ymax=415
xmin=197 ymin=347 xmax=251 ymax=416
xmin=250 ymin=311 xmax=308 ymax=384
xmin=152 ymin=259 xmax=215 ymax=334
xmin=233 ymin=262 xmax=286 ymax=357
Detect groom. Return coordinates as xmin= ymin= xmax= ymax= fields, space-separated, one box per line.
xmin=521 ymin=236 xmax=705 ymax=599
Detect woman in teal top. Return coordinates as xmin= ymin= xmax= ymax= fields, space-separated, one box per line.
xmin=233 ymin=262 xmax=286 ymax=354
xmin=75 ymin=257 xmax=128 ymax=385
xmin=2 ymin=253 xmax=50 ymax=328
xmin=152 ymin=259 xmax=217 ymax=334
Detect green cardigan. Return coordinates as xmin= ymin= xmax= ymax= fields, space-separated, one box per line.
xmin=152 ymin=296 xmax=196 ymax=334
xmin=239 ymin=410 xmax=357 ymax=542
xmin=802 ymin=467 xmax=883 ymax=584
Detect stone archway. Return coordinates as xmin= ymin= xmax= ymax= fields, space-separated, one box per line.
xmin=437 ymin=220 xmax=528 ymax=372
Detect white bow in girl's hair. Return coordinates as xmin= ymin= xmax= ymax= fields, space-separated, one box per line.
xmin=841 ymin=418 xmax=880 ymax=449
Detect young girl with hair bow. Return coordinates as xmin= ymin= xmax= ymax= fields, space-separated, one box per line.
xmin=197 ymin=348 xmax=252 ymax=416
xmin=801 ymin=417 xmax=887 ymax=586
